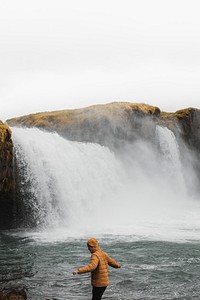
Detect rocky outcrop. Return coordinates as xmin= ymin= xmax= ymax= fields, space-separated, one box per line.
xmin=7 ymin=102 xmax=200 ymax=152
xmin=159 ymin=107 xmax=200 ymax=178
xmin=0 ymin=121 xmax=15 ymax=229
xmin=160 ymin=108 xmax=200 ymax=150
xmin=7 ymin=102 xmax=160 ymax=149
xmin=0 ymin=289 xmax=27 ymax=300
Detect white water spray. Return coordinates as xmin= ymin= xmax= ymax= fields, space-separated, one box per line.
xmin=12 ymin=127 xmax=200 ymax=242
xmin=156 ymin=126 xmax=186 ymax=192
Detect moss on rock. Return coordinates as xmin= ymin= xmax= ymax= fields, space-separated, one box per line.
xmin=0 ymin=120 xmax=15 ymax=228
xmin=0 ymin=122 xmax=14 ymax=193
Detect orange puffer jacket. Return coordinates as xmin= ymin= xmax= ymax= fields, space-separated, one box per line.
xmin=77 ymin=248 xmax=121 ymax=287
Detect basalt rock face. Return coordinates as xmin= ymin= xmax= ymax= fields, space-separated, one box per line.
xmin=160 ymin=108 xmax=200 ymax=151
xmin=0 ymin=121 xmax=15 ymax=229
xmin=7 ymin=102 xmax=160 ymax=149
xmin=160 ymin=108 xmax=200 ymax=178
xmin=7 ymin=102 xmax=200 ymax=152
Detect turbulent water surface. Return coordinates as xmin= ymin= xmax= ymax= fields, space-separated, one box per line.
xmin=1 ymin=127 xmax=200 ymax=299
xmin=1 ymin=233 xmax=200 ymax=300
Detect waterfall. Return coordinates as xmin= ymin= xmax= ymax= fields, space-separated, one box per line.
xmin=13 ymin=127 xmax=128 ymax=230
xmin=12 ymin=127 xmax=200 ymax=241
xmin=156 ymin=125 xmax=186 ymax=192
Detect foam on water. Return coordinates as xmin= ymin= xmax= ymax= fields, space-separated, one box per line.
xmin=11 ymin=126 xmax=200 ymax=242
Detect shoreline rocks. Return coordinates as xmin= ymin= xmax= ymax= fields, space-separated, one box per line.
xmin=0 ymin=288 xmax=27 ymax=300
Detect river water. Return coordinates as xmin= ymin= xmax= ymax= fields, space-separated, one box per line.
xmin=0 ymin=127 xmax=200 ymax=299
xmin=1 ymin=232 xmax=200 ymax=299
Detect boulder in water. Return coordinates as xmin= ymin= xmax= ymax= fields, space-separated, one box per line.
xmin=0 ymin=289 xmax=27 ymax=300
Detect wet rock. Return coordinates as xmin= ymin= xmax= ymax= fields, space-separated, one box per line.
xmin=160 ymin=107 xmax=200 ymax=150
xmin=0 ymin=121 xmax=15 ymax=229
xmin=0 ymin=289 xmax=27 ymax=300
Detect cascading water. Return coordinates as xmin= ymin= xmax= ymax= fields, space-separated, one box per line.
xmin=12 ymin=126 xmax=200 ymax=241
xmin=156 ymin=126 xmax=186 ymax=192
xmin=2 ymin=126 xmax=200 ymax=300
xmin=13 ymin=127 xmax=126 ymax=230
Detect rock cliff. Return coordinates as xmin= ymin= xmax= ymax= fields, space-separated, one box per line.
xmin=7 ymin=102 xmax=160 ymax=149
xmin=160 ymin=108 xmax=200 ymax=150
xmin=0 ymin=121 xmax=15 ymax=229
xmin=7 ymin=102 xmax=200 ymax=151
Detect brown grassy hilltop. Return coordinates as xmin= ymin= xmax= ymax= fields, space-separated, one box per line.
xmin=7 ymin=102 xmax=161 ymax=147
xmin=7 ymin=102 xmax=160 ymax=129
xmin=6 ymin=101 xmax=200 ymax=149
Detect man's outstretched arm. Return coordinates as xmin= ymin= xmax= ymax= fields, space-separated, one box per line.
xmin=73 ymin=254 xmax=99 ymax=275
xmin=106 ymin=254 xmax=121 ymax=268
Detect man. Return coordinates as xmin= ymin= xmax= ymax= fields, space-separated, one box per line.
xmin=73 ymin=237 xmax=121 ymax=300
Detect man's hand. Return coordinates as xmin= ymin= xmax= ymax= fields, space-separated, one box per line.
xmin=73 ymin=269 xmax=78 ymax=275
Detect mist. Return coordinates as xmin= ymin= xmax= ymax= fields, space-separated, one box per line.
xmin=12 ymin=125 xmax=200 ymax=242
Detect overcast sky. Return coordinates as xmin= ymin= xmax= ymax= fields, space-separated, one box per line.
xmin=0 ymin=0 xmax=200 ymax=121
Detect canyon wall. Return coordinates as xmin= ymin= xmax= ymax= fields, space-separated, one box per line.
xmin=0 ymin=121 xmax=15 ymax=229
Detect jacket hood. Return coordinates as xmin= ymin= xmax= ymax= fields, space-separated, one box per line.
xmin=87 ymin=238 xmax=100 ymax=251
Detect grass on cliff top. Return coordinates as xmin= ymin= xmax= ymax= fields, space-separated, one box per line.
xmin=6 ymin=102 xmax=160 ymax=128
xmin=160 ymin=108 xmax=194 ymax=121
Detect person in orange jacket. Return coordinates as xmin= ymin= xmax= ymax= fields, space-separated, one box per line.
xmin=73 ymin=237 xmax=121 ymax=300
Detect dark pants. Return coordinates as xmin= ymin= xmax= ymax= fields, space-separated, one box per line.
xmin=92 ymin=286 xmax=107 ymax=300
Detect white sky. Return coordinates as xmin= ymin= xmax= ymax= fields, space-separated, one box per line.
xmin=0 ymin=0 xmax=200 ymax=121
